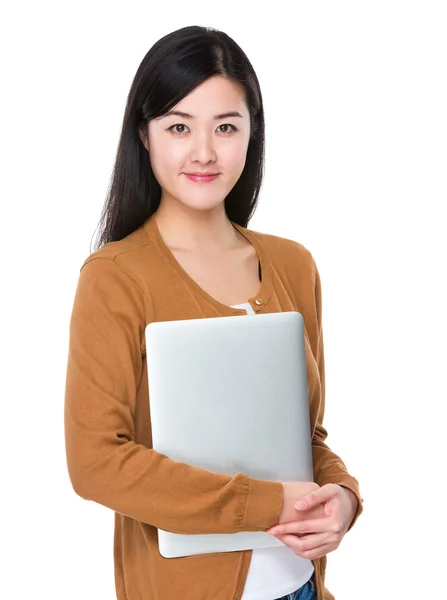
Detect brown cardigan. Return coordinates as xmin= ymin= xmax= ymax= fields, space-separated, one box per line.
xmin=64 ymin=212 xmax=363 ymax=600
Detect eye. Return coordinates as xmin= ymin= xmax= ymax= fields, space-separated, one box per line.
xmin=168 ymin=123 xmax=190 ymax=135
xmin=216 ymin=124 xmax=238 ymax=134
xmin=167 ymin=123 xmax=238 ymax=136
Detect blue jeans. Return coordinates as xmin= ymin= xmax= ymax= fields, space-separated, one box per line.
xmin=274 ymin=573 xmax=316 ymax=600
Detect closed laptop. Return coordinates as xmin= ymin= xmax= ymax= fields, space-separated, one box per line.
xmin=145 ymin=311 xmax=313 ymax=558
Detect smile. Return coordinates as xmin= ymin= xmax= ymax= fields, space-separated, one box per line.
xmin=184 ymin=174 xmax=219 ymax=183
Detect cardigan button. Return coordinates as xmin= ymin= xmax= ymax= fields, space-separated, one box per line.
xmin=255 ymin=298 xmax=263 ymax=306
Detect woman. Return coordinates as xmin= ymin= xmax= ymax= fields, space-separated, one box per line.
xmin=64 ymin=25 xmax=363 ymax=600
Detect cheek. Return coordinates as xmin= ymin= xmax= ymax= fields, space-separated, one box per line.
xmin=221 ymin=142 xmax=250 ymax=175
xmin=149 ymin=139 xmax=184 ymax=182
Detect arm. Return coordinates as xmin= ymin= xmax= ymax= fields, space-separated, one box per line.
xmin=310 ymin=257 xmax=364 ymax=531
xmin=64 ymin=256 xmax=283 ymax=535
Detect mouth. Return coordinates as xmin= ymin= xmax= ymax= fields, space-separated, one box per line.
xmin=184 ymin=172 xmax=219 ymax=176
xmin=183 ymin=173 xmax=219 ymax=183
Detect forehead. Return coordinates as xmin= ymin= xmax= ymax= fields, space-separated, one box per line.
xmin=162 ymin=76 xmax=248 ymax=118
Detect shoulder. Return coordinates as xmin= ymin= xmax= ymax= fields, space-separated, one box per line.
xmin=79 ymin=224 xmax=155 ymax=292
xmin=82 ymin=224 xmax=149 ymax=266
xmin=244 ymin=224 xmax=317 ymax=281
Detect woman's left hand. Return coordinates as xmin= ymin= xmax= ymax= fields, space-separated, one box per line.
xmin=266 ymin=484 xmax=359 ymax=560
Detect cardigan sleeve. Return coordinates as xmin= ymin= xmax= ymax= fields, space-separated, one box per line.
xmin=310 ymin=257 xmax=364 ymax=531
xmin=64 ymin=256 xmax=283 ymax=535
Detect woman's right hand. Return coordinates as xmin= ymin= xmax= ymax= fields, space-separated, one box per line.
xmin=278 ymin=481 xmax=324 ymax=526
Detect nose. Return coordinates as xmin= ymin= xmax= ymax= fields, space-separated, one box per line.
xmin=190 ymin=130 xmax=217 ymax=164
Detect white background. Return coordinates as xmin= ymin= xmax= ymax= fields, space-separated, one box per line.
xmin=2 ymin=1 xmax=446 ymax=598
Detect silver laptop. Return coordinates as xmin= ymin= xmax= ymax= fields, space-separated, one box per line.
xmin=145 ymin=311 xmax=313 ymax=558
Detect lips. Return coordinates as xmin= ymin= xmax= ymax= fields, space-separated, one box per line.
xmin=184 ymin=173 xmax=219 ymax=183
xmin=184 ymin=172 xmax=219 ymax=176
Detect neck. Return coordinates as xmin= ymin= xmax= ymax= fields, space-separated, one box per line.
xmin=154 ymin=199 xmax=242 ymax=254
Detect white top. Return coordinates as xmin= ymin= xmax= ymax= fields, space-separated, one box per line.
xmin=230 ymin=301 xmax=314 ymax=600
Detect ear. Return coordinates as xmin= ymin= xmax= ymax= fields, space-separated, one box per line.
xmin=138 ymin=126 xmax=149 ymax=152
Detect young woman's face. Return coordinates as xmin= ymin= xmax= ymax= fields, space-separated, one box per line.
xmin=141 ymin=75 xmax=251 ymax=214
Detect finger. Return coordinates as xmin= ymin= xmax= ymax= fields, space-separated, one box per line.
xmin=267 ymin=517 xmax=329 ymax=537
xmin=289 ymin=544 xmax=337 ymax=560
xmin=275 ymin=531 xmax=327 ymax=551
xmin=295 ymin=483 xmax=338 ymax=510
xmin=274 ymin=535 xmax=338 ymax=560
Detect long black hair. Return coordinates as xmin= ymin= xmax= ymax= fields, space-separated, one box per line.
xmin=92 ymin=25 xmax=266 ymax=252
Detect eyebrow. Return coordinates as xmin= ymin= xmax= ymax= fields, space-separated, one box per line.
xmin=158 ymin=110 xmax=244 ymax=120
